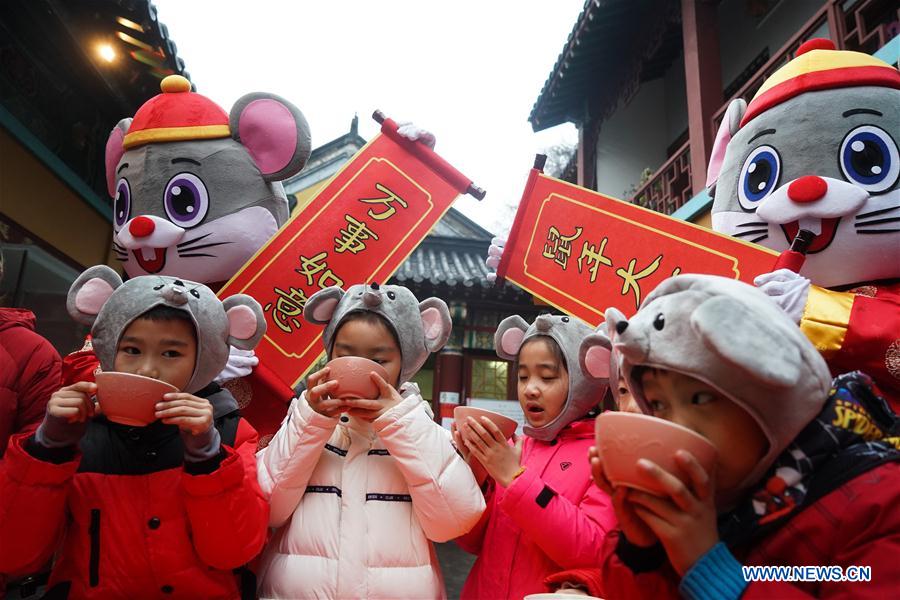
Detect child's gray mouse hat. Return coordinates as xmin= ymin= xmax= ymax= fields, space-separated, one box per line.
xmin=605 ymin=273 xmax=832 ymax=489
xmin=67 ymin=265 xmax=266 ymax=394
xmin=495 ymin=314 xmax=612 ymax=441
xmin=304 ymin=282 xmax=452 ymax=385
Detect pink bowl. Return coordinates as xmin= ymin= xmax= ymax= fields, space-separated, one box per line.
xmin=595 ymin=412 xmax=717 ymax=495
xmin=95 ymin=372 xmax=178 ymax=427
xmin=454 ymin=406 xmax=518 ymax=439
xmin=325 ymin=356 xmax=390 ymax=399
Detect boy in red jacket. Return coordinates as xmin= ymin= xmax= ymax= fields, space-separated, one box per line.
xmin=0 ymin=266 xmax=269 ymax=599
xmin=571 ymin=275 xmax=899 ymax=599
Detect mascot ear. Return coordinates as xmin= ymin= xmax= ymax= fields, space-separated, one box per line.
xmin=494 ymin=315 xmax=530 ymax=361
xmin=230 ymin=92 xmax=312 ymax=182
xmin=303 ymin=287 xmax=345 ymax=325
xmin=67 ymin=265 xmax=123 ymax=326
xmin=105 ymin=118 xmax=132 ymax=198
xmin=222 ymin=295 xmax=266 ymax=350
xmin=706 ymin=98 xmax=746 ymax=190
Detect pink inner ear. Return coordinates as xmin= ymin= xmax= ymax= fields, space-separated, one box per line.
xmin=421 ymin=307 xmax=443 ymax=340
xmin=584 ymin=345 xmax=611 ymax=379
xmin=75 ymin=279 xmax=116 ymax=315
xmin=238 ymin=99 xmax=298 ymax=176
xmin=310 ymin=297 xmax=338 ymax=323
xmin=500 ymin=328 xmax=525 ymax=356
xmin=705 ymin=117 xmax=734 ymax=188
xmin=105 ymin=128 xmax=126 ymax=197
xmin=226 ymin=305 xmax=258 ymax=340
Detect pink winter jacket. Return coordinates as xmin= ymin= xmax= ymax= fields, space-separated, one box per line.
xmin=255 ymin=384 xmax=485 ymax=599
xmin=457 ymin=418 xmax=616 ymax=599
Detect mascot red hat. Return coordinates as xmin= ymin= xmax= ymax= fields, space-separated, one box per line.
xmin=123 ymin=75 xmax=230 ymax=149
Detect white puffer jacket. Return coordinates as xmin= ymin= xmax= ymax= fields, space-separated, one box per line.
xmin=255 ymin=384 xmax=485 ymax=599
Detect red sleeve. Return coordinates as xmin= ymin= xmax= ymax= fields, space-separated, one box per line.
xmin=0 ymin=433 xmax=77 ymax=575
xmin=498 ymin=466 xmax=616 ymax=569
xmin=14 ymin=336 xmax=61 ymax=436
xmin=544 ymin=568 xmax=605 ymax=596
xmin=600 ymin=530 xmax=681 ymax=599
xmin=181 ymin=418 xmax=269 ymax=569
xmin=454 ymin=480 xmax=496 ymax=555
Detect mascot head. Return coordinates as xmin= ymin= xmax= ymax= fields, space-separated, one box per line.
xmin=106 ymin=75 xmax=311 ymax=285
xmin=707 ymin=39 xmax=900 ymax=288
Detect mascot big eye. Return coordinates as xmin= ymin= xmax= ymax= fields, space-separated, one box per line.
xmin=707 ymin=39 xmax=900 ymax=409
xmin=105 ymin=75 xmax=312 ymax=286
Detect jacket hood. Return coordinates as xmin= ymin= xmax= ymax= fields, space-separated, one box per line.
xmin=0 ymin=308 xmax=36 ymax=332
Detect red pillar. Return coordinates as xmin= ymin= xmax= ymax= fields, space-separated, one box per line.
xmin=682 ymin=0 xmax=722 ymax=194
xmin=433 ymin=349 xmax=463 ymax=422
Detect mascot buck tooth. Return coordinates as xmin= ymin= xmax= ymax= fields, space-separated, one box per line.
xmin=706 ymin=38 xmax=900 ymax=410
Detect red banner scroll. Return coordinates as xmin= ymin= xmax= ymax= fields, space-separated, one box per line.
xmin=497 ymin=165 xmax=779 ymax=325
xmin=219 ymin=112 xmax=483 ymax=388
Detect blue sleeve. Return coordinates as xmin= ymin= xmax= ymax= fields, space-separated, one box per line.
xmin=679 ymin=542 xmax=748 ymax=600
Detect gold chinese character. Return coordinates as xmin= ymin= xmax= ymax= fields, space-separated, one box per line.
xmin=542 ymin=226 xmax=583 ymax=270
xmin=264 ymin=287 xmax=308 ymax=333
xmin=359 ymin=183 xmax=408 ymax=220
xmin=334 ymin=215 xmax=379 ymax=254
xmin=577 ymin=238 xmax=613 ymax=283
xmin=294 ymin=251 xmax=345 ymax=288
xmin=616 ymin=255 xmax=663 ymax=309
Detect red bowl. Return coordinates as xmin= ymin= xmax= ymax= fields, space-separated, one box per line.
xmin=325 ymin=356 xmax=390 ymax=399
xmin=454 ymin=406 xmax=518 ymax=439
xmin=95 ymin=371 xmax=178 ymax=427
xmin=595 ymin=412 xmax=717 ymax=495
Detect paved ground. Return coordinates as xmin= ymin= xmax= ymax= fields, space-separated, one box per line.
xmin=436 ymin=541 xmax=477 ymax=599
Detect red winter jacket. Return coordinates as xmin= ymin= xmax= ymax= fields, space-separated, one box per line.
xmin=0 ymin=308 xmax=61 ymax=456
xmin=0 ymin=390 xmax=269 ymax=598
xmin=580 ymin=460 xmax=900 ymax=599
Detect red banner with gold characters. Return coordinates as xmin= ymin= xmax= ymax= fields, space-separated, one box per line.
xmin=497 ymin=164 xmax=778 ymax=325
xmin=219 ymin=111 xmax=484 ymax=388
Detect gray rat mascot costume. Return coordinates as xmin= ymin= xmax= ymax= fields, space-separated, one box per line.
xmin=706 ymin=38 xmax=900 ymax=410
xmin=0 ymin=265 xmax=269 ymax=598
xmin=254 ymin=282 xmax=484 ymax=600
xmin=600 ymin=275 xmax=900 ymax=600
xmin=63 ymin=74 xmax=314 ymax=442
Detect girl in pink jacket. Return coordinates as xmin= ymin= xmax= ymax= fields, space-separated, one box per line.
xmin=455 ymin=314 xmax=617 ymax=599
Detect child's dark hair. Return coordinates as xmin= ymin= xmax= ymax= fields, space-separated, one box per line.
xmin=135 ymin=305 xmax=197 ymax=340
xmin=333 ymin=310 xmax=401 ymax=351
xmin=517 ymin=335 xmax=567 ymax=371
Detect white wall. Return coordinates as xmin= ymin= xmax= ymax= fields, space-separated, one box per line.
xmin=718 ymin=0 xmax=825 ymax=88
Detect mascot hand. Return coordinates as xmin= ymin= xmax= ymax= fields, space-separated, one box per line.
xmin=485 ymin=237 xmax=506 ymax=283
xmin=214 ymin=347 xmax=259 ymax=384
xmin=753 ymin=268 xmax=811 ymax=324
xmin=397 ymin=122 xmax=436 ymax=149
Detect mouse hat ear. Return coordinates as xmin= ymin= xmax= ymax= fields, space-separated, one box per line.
xmin=231 ymin=92 xmax=312 ymax=182
xmin=67 ymin=266 xmax=124 ymax=326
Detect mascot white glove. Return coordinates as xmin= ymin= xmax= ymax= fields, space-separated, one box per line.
xmin=397 ymin=122 xmax=436 ymax=149
xmin=753 ymin=268 xmax=811 ymax=324
xmin=214 ymin=347 xmax=259 ymax=384
xmin=485 ymin=237 xmax=506 ymax=283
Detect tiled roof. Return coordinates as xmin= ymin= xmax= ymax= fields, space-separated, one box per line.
xmin=392 ymin=238 xmax=493 ymax=288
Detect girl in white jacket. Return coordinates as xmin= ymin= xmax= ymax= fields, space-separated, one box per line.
xmin=255 ymin=283 xmax=485 ymax=599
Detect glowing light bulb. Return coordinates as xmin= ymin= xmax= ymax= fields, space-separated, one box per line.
xmin=98 ymin=44 xmax=116 ymax=63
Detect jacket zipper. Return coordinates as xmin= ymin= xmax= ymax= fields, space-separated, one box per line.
xmin=89 ymin=509 xmax=101 ymax=587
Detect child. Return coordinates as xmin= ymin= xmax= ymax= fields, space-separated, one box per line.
xmin=0 ymin=266 xmax=270 ymax=598
xmin=592 ymin=274 xmax=900 ymax=599
xmin=254 ymin=282 xmax=484 ymax=599
xmin=454 ymin=314 xmax=618 ymax=599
